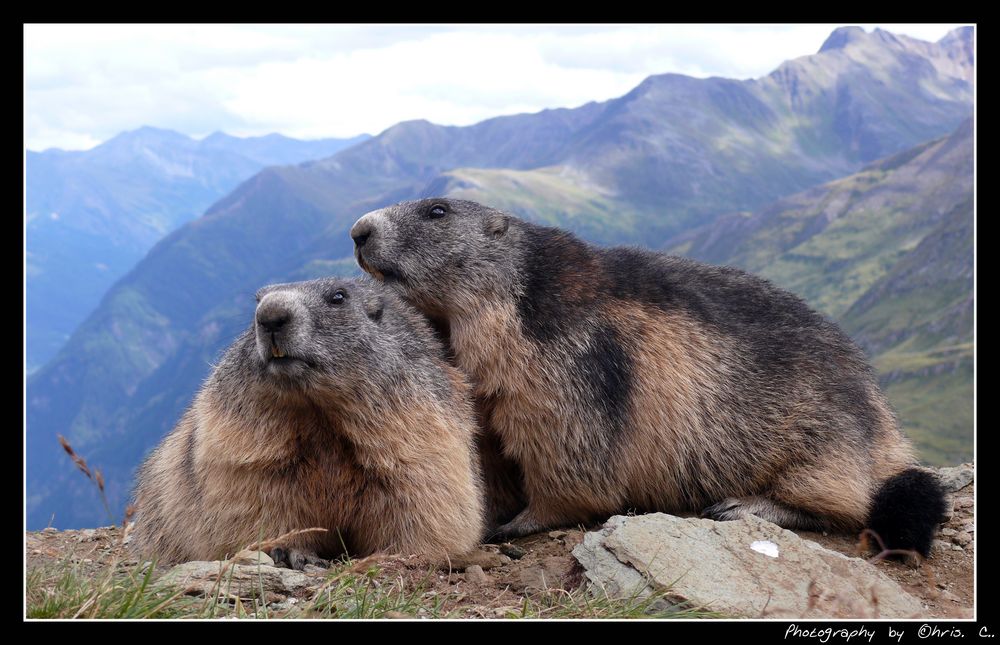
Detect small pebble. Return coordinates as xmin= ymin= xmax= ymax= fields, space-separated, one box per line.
xmin=464 ymin=564 xmax=490 ymax=585
xmin=548 ymin=531 xmax=568 ymax=540
xmin=499 ymin=543 xmax=526 ymax=560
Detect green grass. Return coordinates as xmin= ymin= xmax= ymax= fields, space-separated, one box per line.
xmin=26 ymin=560 xmax=199 ymax=619
xmin=26 ymin=555 xmax=723 ymax=619
xmin=304 ymin=562 xmax=452 ymax=618
xmin=874 ymin=342 xmax=973 ymax=374
xmin=884 ymin=358 xmax=974 ymax=467
xmin=441 ymin=166 xmax=644 ymax=244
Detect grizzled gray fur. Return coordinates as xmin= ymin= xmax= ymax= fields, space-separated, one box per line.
xmin=130 ymin=277 xmax=484 ymax=567
xmin=350 ymin=198 xmax=946 ymax=557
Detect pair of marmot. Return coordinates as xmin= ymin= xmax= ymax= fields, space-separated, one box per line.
xmin=132 ymin=198 xmax=946 ymax=567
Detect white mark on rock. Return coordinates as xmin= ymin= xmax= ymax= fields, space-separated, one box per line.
xmin=750 ymin=540 xmax=779 ymax=558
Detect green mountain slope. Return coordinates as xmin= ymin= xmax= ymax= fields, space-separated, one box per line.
xmin=26 ymin=27 xmax=974 ymax=529
xmin=668 ymin=119 xmax=974 ymax=465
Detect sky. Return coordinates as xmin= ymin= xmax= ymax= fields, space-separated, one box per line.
xmin=24 ymin=24 xmax=969 ymax=152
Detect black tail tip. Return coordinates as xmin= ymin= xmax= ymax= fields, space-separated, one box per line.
xmin=867 ymin=468 xmax=948 ymax=558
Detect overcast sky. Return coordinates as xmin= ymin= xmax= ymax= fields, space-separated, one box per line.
xmin=24 ymin=24 xmax=969 ymax=152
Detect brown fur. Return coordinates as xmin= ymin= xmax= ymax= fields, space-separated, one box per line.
xmin=350 ymin=199 xmax=937 ymax=547
xmin=453 ymin=297 xmax=913 ymax=534
xmin=130 ymin=280 xmax=484 ymax=564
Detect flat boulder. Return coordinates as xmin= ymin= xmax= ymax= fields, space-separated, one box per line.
xmin=160 ymin=560 xmax=319 ymax=600
xmin=572 ymin=513 xmax=926 ymax=618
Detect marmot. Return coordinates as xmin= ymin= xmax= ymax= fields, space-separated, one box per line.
xmin=130 ymin=277 xmax=484 ymax=567
xmin=350 ymin=198 xmax=947 ymax=556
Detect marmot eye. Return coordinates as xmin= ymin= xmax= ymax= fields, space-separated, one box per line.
xmin=328 ymin=290 xmax=346 ymax=305
xmin=428 ymin=204 xmax=447 ymax=219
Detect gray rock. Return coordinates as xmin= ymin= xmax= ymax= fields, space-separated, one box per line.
xmin=464 ymin=564 xmax=490 ymax=585
xmin=572 ymin=513 xmax=924 ymax=619
xmin=160 ymin=561 xmax=318 ymax=599
xmin=936 ymin=464 xmax=974 ymax=492
xmin=230 ymin=549 xmax=275 ymax=566
xmin=573 ymin=522 xmax=651 ymax=599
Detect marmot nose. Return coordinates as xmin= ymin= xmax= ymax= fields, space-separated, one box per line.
xmin=257 ymin=308 xmax=291 ymax=333
xmin=351 ymin=219 xmax=373 ymax=248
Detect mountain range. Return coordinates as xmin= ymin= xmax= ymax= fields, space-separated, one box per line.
xmin=668 ymin=118 xmax=973 ymax=464
xmin=25 ymin=26 xmax=974 ymax=529
xmin=26 ymin=128 xmax=370 ymax=371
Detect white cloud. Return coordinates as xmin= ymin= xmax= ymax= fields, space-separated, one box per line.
xmin=23 ymin=23 xmax=970 ymax=151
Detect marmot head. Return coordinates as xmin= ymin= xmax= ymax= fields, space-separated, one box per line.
xmin=217 ymin=277 xmax=429 ymax=400
xmin=350 ymin=198 xmax=517 ymax=318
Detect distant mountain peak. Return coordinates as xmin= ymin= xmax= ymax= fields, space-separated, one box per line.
xmin=128 ymin=125 xmax=191 ymax=140
xmin=201 ymin=131 xmax=236 ymax=143
xmin=818 ymin=26 xmax=867 ymax=53
xmin=100 ymin=126 xmax=192 ymax=152
xmin=387 ymin=118 xmax=439 ymax=131
xmin=940 ymin=26 xmax=974 ymax=44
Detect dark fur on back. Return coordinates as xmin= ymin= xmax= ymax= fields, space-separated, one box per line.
xmin=351 ymin=198 xmax=940 ymax=554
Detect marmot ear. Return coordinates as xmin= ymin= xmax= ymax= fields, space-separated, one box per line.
xmin=365 ymin=295 xmax=384 ymax=323
xmin=486 ymin=213 xmax=509 ymax=239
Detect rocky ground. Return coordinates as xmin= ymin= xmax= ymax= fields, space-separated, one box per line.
xmin=25 ymin=464 xmax=973 ymax=619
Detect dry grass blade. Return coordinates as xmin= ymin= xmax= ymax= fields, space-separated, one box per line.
xmin=57 ymin=434 xmax=115 ymax=525
xmin=859 ymin=529 xmax=922 ymax=566
xmin=58 ymin=434 xmax=92 ymax=479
